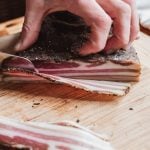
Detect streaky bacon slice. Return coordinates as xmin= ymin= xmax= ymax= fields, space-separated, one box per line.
xmin=0 ymin=117 xmax=114 ymax=150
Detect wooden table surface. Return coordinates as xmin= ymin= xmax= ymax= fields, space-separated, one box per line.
xmin=0 ymin=31 xmax=150 ymax=150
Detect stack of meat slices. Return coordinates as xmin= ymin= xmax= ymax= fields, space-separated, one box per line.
xmin=22 ymin=47 xmax=141 ymax=82
xmin=0 ymin=12 xmax=141 ymax=97
xmin=0 ymin=51 xmax=132 ymax=96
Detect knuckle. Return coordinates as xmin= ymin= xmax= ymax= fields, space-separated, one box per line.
xmin=96 ymin=15 xmax=112 ymax=29
xmin=122 ymin=4 xmax=131 ymax=16
xmin=103 ymin=16 xmax=112 ymax=25
xmin=124 ymin=0 xmax=135 ymax=6
xmin=23 ymin=20 xmax=39 ymax=33
xmin=117 ymin=3 xmax=131 ymax=17
xmin=23 ymin=23 xmax=31 ymax=33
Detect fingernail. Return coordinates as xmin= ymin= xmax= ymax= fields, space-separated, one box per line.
xmin=124 ymin=45 xmax=130 ymax=49
xmin=104 ymin=49 xmax=115 ymax=55
xmin=136 ymin=33 xmax=140 ymax=40
xmin=14 ymin=41 xmax=22 ymax=51
xmin=124 ymin=42 xmax=132 ymax=49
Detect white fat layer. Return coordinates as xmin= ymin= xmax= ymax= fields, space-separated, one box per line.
xmin=28 ymin=121 xmax=108 ymax=141
xmin=54 ymin=77 xmax=130 ymax=95
xmin=71 ymin=79 xmax=131 ymax=90
xmin=1 ymin=74 xmax=130 ymax=95
xmin=76 ymin=80 xmax=131 ymax=87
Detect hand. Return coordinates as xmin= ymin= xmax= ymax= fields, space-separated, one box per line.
xmin=15 ymin=0 xmax=139 ymax=55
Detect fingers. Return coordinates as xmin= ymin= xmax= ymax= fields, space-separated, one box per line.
xmin=123 ymin=0 xmax=140 ymax=42
xmin=66 ymin=0 xmax=112 ymax=55
xmin=15 ymin=0 xmax=139 ymax=56
xmin=15 ymin=0 xmax=45 ymax=51
xmin=97 ymin=0 xmax=132 ymax=54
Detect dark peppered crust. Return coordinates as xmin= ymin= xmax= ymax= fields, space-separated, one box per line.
xmin=16 ymin=11 xmax=140 ymax=66
xmin=17 ymin=11 xmax=91 ymax=62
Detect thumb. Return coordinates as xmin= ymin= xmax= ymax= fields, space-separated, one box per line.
xmin=15 ymin=6 xmax=44 ymax=51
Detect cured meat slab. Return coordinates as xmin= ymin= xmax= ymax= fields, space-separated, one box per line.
xmin=0 ymin=12 xmax=141 ymax=96
xmin=16 ymin=47 xmax=141 ymax=82
xmin=0 ymin=51 xmax=131 ymax=96
xmin=16 ymin=12 xmax=141 ymax=82
xmin=0 ymin=117 xmax=114 ymax=150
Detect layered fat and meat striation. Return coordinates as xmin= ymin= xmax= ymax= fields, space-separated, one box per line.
xmin=0 ymin=117 xmax=114 ymax=150
xmin=15 ymin=11 xmax=141 ymax=82
xmin=0 ymin=12 xmax=141 ymax=96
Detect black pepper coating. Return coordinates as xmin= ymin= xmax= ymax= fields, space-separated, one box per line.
xmin=17 ymin=11 xmax=91 ymax=62
xmin=16 ymin=11 xmax=139 ymax=65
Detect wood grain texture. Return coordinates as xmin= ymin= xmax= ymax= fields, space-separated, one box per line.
xmin=0 ymin=21 xmax=150 ymax=150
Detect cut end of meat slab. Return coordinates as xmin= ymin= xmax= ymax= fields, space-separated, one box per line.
xmin=0 ymin=117 xmax=114 ymax=150
xmin=1 ymin=67 xmax=131 ymax=97
xmin=30 ymin=47 xmax=141 ymax=82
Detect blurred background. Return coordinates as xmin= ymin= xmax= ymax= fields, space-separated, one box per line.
xmin=0 ymin=0 xmax=150 ymax=31
xmin=0 ymin=0 xmax=25 ymax=23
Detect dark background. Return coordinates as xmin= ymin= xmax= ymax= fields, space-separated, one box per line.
xmin=0 ymin=0 xmax=25 ymax=23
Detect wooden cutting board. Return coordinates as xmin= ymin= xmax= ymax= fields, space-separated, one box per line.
xmin=0 ymin=19 xmax=150 ymax=150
